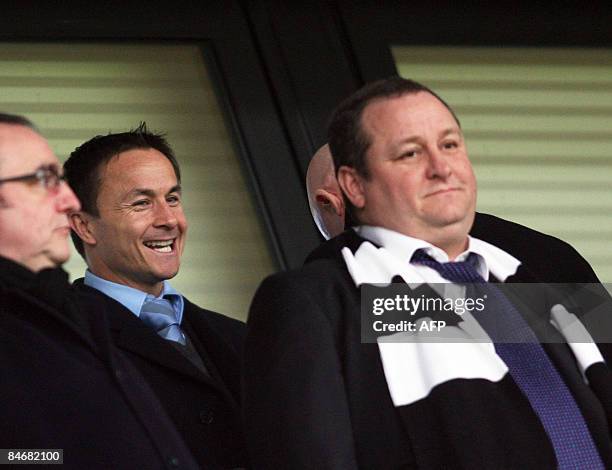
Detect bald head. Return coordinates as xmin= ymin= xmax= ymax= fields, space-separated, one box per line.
xmin=306 ymin=144 xmax=345 ymax=239
xmin=307 ymin=145 xmax=336 ymax=201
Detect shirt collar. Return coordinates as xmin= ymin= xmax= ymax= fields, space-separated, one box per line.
xmin=467 ymin=237 xmax=521 ymax=281
xmin=356 ymin=225 xmax=433 ymax=262
xmin=83 ymin=270 xmax=184 ymax=322
xmin=355 ymin=225 xmax=521 ymax=281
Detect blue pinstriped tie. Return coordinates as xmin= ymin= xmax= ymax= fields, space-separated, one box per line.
xmin=139 ymin=295 xmax=186 ymax=345
xmin=412 ymin=249 xmax=603 ymax=469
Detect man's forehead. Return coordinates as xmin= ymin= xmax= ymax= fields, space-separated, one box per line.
xmin=98 ymin=150 xmax=179 ymax=198
xmin=0 ymin=122 xmax=42 ymax=143
xmin=99 ymin=148 xmax=173 ymax=176
xmin=0 ymin=124 xmax=57 ymax=173
xmin=364 ymin=91 xmax=450 ymax=118
xmin=361 ymin=92 xmax=459 ymax=141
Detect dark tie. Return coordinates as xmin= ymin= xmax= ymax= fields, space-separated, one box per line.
xmin=411 ymin=249 xmax=604 ymax=469
xmin=139 ymin=295 xmax=186 ymax=345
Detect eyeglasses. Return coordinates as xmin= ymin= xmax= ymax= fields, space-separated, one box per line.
xmin=0 ymin=164 xmax=65 ymax=190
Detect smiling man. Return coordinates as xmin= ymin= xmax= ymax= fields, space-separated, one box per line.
xmin=72 ymin=145 xmax=186 ymax=295
xmin=0 ymin=113 xmax=202 ymax=468
xmin=64 ymin=124 xmax=247 ymax=469
xmin=244 ymin=78 xmax=612 ymax=469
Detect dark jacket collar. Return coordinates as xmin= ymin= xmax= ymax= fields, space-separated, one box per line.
xmin=304 ymin=229 xmax=371 ymax=265
xmin=0 ymin=255 xmax=38 ymax=289
xmin=0 ymin=256 xmax=97 ymax=350
xmin=0 ymin=256 xmax=71 ymax=311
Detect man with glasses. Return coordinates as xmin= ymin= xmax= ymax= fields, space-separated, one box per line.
xmin=0 ymin=113 xmax=199 ymax=469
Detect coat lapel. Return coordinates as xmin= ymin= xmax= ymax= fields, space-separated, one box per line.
xmin=75 ymin=282 xmax=222 ymax=388
xmin=7 ymin=284 xmax=99 ymax=353
xmin=504 ymin=264 xmax=538 ymax=283
xmin=106 ymin=296 xmax=209 ymax=382
xmin=181 ymin=300 xmax=242 ymax=406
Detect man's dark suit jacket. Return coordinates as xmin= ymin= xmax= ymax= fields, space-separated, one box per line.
xmin=0 ymin=256 xmax=198 ymax=470
xmin=74 ymin=280 xmax=247 ymax=469
xmin=245 ymin=216 xmax=612 ymax=469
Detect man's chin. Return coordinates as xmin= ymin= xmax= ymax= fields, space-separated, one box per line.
xmin=427 ymin=202 xmax=474 ymax=227
xmin=428 ymin=214 xmax=469 ymax=229
xmin=142 ymin=250 xmax=181 ymax=278
xmin=29 ymin=255 xmax=66 ymax=273
xmin=163 ymin=270 xmax=179 ymax=281
xmin=47 ymin=246 xmax=71 ymax=268
xmin=151 ymin=266 xmax=180 ymax=282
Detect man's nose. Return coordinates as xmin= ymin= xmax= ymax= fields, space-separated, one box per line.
xmin=56 ymin=180 xmax=81 ymax=212
xmin=153 ymin=201 xmax=178 ymax=228
xmin=426 ymin=148 xmax=452 ymax=179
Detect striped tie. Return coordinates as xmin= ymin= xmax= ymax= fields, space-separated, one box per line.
xmin=139 ymin=295 xmax=186 ymax=345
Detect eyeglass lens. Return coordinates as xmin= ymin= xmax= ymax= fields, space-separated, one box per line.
xmin=39 ymin=165 xmax=62 ymax=188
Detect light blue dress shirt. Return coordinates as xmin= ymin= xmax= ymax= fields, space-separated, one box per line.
xmin=84 ymin=270 xmax=185 ymax=325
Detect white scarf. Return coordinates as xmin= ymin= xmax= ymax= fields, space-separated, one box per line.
xmin=341 ymin=239 xmax=603 ymax=406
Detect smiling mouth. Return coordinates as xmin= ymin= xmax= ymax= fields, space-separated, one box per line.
xmin=143 ymin=239 xmax=176 ymax=253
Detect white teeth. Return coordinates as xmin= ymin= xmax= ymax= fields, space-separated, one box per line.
xmin=144 ymin=240 xmax=174 ymax=252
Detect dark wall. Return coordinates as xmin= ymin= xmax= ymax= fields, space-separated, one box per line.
xmin=2 ymin=0 xmax=611 ymax=269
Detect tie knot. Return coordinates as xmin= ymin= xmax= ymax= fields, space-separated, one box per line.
xmin=139 ymin=295 xmax=185 ymax=345
xmin=411 ymin=249 xmax=483 ymax=283
xmin=141 ymin=296 xmax=176 ymax=322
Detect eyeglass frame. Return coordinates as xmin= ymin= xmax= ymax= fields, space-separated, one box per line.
xmin=0 ymin=164 xmax=65 ymax=190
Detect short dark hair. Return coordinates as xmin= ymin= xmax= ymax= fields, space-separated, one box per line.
xmin=0 ymin=112 xmax=39 ymax=132
xmin=327 ymin=76 xmax=460 ymax=225
xmin=64 ymin=122 xmax=181 ymax=257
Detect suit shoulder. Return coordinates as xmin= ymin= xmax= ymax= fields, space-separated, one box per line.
xmin=304 ymin=229 xmax=367 ymax=264
xmin=473 ymin=212 xmax=572 ymax=250
xmin=259 ymin=258 xmax=347 ymax=292
xmin=252 ymin=260 xmax=354 ymax=326
xmin=472 ymin=212 xmax=599 ymax=282
xmin=183 ymin=298 xmax=245 ymax=329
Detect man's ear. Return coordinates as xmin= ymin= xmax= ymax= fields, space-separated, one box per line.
xmin=69 ymin=212 xmax=97 ymax=247
xmin=337 ymin=166 xmax=366 ymax=209
xmin=315 ymin=189 xmax=344 ymax=217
